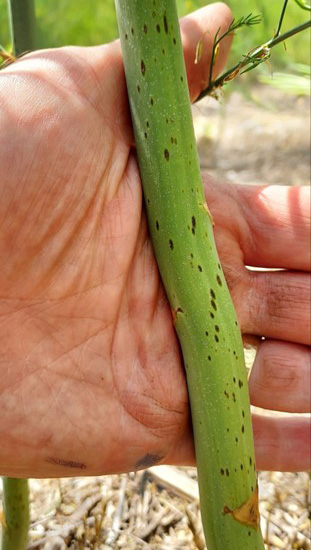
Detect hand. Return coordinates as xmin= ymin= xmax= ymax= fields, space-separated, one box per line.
xmin=0 ymin=3 xmax=309 ymax=478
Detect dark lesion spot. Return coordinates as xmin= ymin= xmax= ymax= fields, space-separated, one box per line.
xmin=135 ymin=454 xmax=163 ymax=469
xmin=46 ymin=457 xmax=87 ymax=470
xmin=141 ymin=60 xmax=146 ymax=76
xmin=239 ymin=379 xmax=244 ymax=388
xmin=156 ymin=220 xmax=160 ymax=230
xmin=191 ymin=215 xmax=196 ymax=235
xmin=198 ymin=265 xmax=202 ymax=272
xmin=143 ymin=24 xmax=148 ymax=33
xmin=163 ymin=14 xmax=168 ymax=33
xmin=211 ymin=299 xmax=217 ymax=311
xmin=169 ymin=239 xmax=174 ymax=250
xmin=210 ymin=289 xmax=216 ymax=299
xmin=156 ymin=23 xmax=161 ymax=33
xmin=164 ymin=148 xmax=170 ymax=160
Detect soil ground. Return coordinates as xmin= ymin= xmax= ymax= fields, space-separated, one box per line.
xmin=1 ymin=85 xmax=310 ymax=550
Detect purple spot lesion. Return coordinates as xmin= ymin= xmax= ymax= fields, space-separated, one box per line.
xmin=135 ymin=454 xmax=163 ymax=470
xmin=46 ymin=457 xmax=87 ymax=470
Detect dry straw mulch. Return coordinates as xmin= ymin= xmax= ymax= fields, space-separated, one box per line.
xmin=13 ymin=467 xmax=309 ymax=550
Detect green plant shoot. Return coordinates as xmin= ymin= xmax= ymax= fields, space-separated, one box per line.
xmin=7 ymin=0 xmax=36 ymax=55
xmin=1 ymin=478 xmax=29 ymax=550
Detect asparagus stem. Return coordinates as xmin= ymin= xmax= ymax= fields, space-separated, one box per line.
xmin=6 ymin=0 xmax=36 ymax=56
xmin=1 ymin=478 xmax=29 ymax=550
xmin=114 ymin=2 xmax=265 ymax=548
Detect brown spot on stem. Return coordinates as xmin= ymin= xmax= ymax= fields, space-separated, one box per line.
xmin=224 ymin=485 xmax=260 ymax=529
xmin=141 ymin=60 xmax=146 ymax=75
xmin=163 ymin=14 xmax=168 ymax=33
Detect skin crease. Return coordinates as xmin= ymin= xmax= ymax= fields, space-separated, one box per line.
xmin=0 ymin=3 xmax=310 ymax=478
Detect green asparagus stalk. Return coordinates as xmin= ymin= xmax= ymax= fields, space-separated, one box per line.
xmin=1 ymin=478 xmax=29 ymax=550
xmin=115 ymin=2 xmax=265 ymax=548
xmin=7 ymin=0 xmax=36 ymax=56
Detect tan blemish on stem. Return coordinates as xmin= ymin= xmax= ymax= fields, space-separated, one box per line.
xmin=0 ymin=510 xmax=7 ymax=530
xmin=199 ymin=202 xmax=214 ymax=225
xmin=224 ymin=485 xmax=260 ymax=529
xmin=171 ymin=307 xmax=183 ymax=325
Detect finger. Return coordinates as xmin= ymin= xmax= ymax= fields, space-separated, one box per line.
xmin=236 ymin=185 xmax=311 ymax=271
xmin=249 ymin=340 xmax=311 ymax=413
xmin=180 ymin=3 xmax=233 ymax=101
xmin=252 ymin=414 xmax=311 ymax=471
xmin=240 ymin=270 xmax=310 ymax=345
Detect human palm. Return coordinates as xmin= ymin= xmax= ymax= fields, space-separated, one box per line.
xmin=0 ymin=5 xmax=309 ymax=478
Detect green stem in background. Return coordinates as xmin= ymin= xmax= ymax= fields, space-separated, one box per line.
xmin=1 ymin=478 xmax=29 ymax=550
xmin=115 ymin=1 xmax=265 ymax=549
xmin=293 ymin=0 xmax=311 ymax=10
xmin=6 ymin=0 xmax=36 ymax=56
xmin=198 ymin=19 xmax=311 ymax=100
xmin=275 ymin=0 xmax=289 ymax=37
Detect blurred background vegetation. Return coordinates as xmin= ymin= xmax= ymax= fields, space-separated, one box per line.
xmin=0 ymin=0 xmax=310 ymax=83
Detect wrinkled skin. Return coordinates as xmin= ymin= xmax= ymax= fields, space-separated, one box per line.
xmin=0 ymin=3 xmax=310 ymax=477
